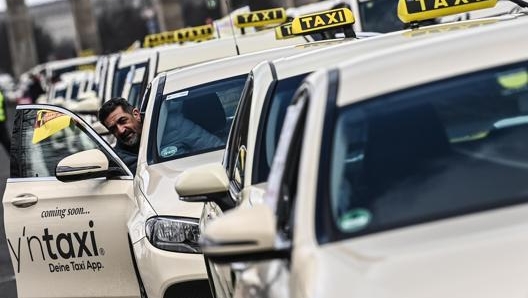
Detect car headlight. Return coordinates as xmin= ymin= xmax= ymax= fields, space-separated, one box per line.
xmin=145 ymin=217 xmax=201 ymax=253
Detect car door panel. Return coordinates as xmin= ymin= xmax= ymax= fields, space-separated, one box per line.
xmin=3 ymin=105 xmax=140 ymax=298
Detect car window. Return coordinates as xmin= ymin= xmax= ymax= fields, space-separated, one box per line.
xmin=71 ymin=82 xmax=81 ymax=100
xmin=10 ymin=109 xmax=125 ymax=178
xmin=225 ymin=75 xmax=253 ymax=191
xmin=155 ymin=75 xmax=247 ymax=162
xmin=122 ymin=66 xmax=148 ymax=108
xmin=358 ymin=0 xmax=406 ymax=32
xmin=112 ymin=65 xmax=131 ymax=99
xmin=253 ymin=74 xmax=308 ymax=184
xmin=267 ymin=88 xmax=309 ymax=240
xmin=325 ymin=60 xmax=528 ymax=240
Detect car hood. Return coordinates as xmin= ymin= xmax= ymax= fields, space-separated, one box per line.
xmin=302 ymin=203 xmax=528 ymax=298
xmin=136 ymin=150 xmax=224 ymax=218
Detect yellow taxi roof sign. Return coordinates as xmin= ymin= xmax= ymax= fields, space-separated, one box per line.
xmin=174 ymin=24 xmax=215 ymax=42
xmin=275 ymin=22 xmax=294 ymax=39
xmin=397 ymin=0 xmax=497 ymax=23
xmin=234 ymin=8 xmax=287 ymax=28
xmin=32 ymin=110 xmax=72 ymax=144
xmin=291 ymin=8 xmax=355 ymax=35
xmin=143 ymin=31 xmax=177 ymax=48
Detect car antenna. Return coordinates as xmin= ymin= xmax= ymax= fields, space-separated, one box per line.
xmin=225 ymin=0 xmax=241 ymax=55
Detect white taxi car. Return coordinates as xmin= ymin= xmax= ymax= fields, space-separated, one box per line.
xmin=174 ymin=0 xmax=528 ymax=296
xmin=196 ymin=1 xmax=528 ymax=297
xmin=129 ymin=8 xmax=362 ymax=296
xmin=2 ymin=26 xmax=345 ymax=298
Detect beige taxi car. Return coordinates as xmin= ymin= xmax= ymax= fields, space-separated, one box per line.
xmin=196 ymin=0 xmax=528 ymax=297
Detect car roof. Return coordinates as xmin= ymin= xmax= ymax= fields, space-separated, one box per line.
xmin=334 ymin=14 xmax=528 ymax=106
xmin=156 ymin=29 xmax=309 ymax=73
xmin=45 ymin=56 xmax=98 ymax=71
xmin=161 ymin=39 xmax=346 ymax=94
xmin=116 ymin=28 xmax=310 ymax=74
xmin=116 ymin=48 xmax=156 ymax=68
xmin=269 ymin=13 xmax=524 ymax=80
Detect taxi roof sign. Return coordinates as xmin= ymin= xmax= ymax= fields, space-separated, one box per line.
xmin=291 ymin=8 xmax=355 ymax=35
xmin=398 ymin=0 xmax=497 ymax=23
xmin=234 ymin=8 xmax=287 ymax=28
xmin=143 ymin=31 xmax=177 ymax=48
xmin=143 ymin=24 xmax=215 ymax=48
xmin=275 ymin=22 xmax=294 ymax=39
xmin=173 ymin=24 xmax=214 ymax=42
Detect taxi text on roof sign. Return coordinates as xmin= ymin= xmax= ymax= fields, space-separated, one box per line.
xmin=143 ymin=24 xmax=215 ymax=47
xmin=234 ymin=8 xmax=287 ymax=28
xmin=291 ymin=8 xmax=355 ymax=35
xmin=398 ymin=0 xmax=497 ymax=23
xmin=275 ymin=22 xmax=294 ymax=39
xmin=143 ymin=31 xmax=177 ymax=48
xmin=174 ymin=24 xmax=214 ymax=42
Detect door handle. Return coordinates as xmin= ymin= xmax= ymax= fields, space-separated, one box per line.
xmin=12 ymin=194 xmax=38 ymax=208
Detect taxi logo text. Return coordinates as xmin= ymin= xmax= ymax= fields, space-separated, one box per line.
xmin=7 ymin=220 xmax=105 ymax=274
xmin=298 ymin=10 xmax=348 ymax=30
xmin=407 ymin=0 xmax=486 ymax=13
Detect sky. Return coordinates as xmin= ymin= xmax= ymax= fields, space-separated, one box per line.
xmin=0 ymin=0 xmax=56 ymax=11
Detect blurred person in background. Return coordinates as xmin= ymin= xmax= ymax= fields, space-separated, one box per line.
xmin=0 ymin=89 xmax=10 ymax=155
xmin=26 ymin=74 xmax=45 ymax=104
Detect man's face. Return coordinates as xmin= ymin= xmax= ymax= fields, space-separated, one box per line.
xmin=103 ymin=106 xmax=142 ymax=146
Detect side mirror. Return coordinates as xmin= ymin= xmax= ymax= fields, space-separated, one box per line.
xmin=175 ymin=163 xmax=235 ymax=211
xmin=56 ymin=149 xmax=109 ymax=182
xmin=201 ymin=204 xmax=288 ymax=263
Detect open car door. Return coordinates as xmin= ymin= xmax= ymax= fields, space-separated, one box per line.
xmin=3 ymin=104 xmax=140 ymax=298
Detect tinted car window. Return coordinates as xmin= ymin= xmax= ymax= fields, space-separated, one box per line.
xmin=326 ymin=61 xmax=528 ymax=239
xmin=253 ymin=74 xmax=307 ymax=184
xmin=358 ymin=0 xmax=405 ymax=32
xmin=10 ymin=109 xmax=123 ymax=178
xmin=155 ymin=75 xmax=246 ymax=162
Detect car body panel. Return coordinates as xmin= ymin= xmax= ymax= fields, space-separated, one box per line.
xmin=3 ymin=104 xmax=139 ymax=298
xmin=131 ymin=40 xmax=340 ymax=298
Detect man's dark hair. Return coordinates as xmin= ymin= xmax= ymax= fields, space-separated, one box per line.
xmin=98 ymin=97 xmax=135 ymax=125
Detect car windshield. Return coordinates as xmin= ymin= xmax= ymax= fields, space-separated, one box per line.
xmin=112 ymin=65 xmax=132 ymax=98
xmin=253 ymin=74 xmax=308 ymax=183
xmin=155 ymin=75 xmax=247 ymax=162
xmin=358 ymin=0 xmax=405 ymax=33
xmin=328 ymin=61 xmax=528 ymax=238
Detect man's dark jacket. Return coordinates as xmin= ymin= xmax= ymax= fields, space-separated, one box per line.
xmin=114 ymin=140 xmax=139 ymax=175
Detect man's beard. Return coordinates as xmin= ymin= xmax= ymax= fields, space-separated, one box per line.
xmin=121 ymin=132 xmax=140 ymax=147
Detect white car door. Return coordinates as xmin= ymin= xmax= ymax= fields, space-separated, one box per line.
xmin=3 ymin=104 xmax=140 ymax=298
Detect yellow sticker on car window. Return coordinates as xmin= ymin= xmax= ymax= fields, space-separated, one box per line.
xmin=497 ymin=69 xmax=528 ymax=90
xmin=32 ymin=110 xmax=72 ymax=144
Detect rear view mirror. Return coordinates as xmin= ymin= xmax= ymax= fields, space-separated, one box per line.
xmin=175 ymin=163 xmax=234 ymax=211
xmin=56 ymin=149 xmax=109 ymax=182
